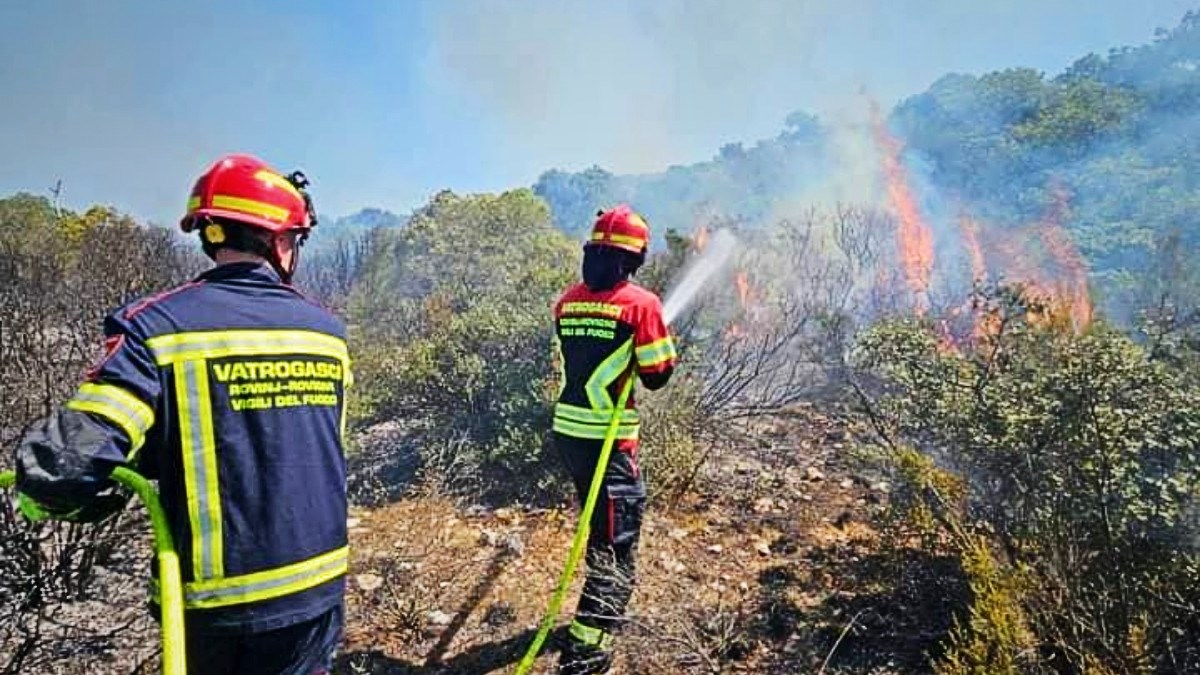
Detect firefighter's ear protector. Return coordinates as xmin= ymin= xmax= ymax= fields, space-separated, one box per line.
xmin=202 ymin=221 xmax=227 ymax=245
xmin=287 ymin=170 xmax=318 ymax=230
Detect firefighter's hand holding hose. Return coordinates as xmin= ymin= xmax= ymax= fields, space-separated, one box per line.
xmin=1 ymin=467 xmax=187 ymax=675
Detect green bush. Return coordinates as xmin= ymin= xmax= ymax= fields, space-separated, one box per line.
xmin=856 ymin=287 xmax=1200 ymax=673
xmin=346 ymin=189 xmax=577 ymax=501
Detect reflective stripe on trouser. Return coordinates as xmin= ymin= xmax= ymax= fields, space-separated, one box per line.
xmin=554 ymin=432 xmax=646 ymax=635
xmin=569 ymin=620 xmax=614 ymax=650
xmin=154 ymin=546 xmax=349 ymax=609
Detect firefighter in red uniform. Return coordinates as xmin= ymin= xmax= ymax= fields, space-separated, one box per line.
xmin=15 ymin=155 xmax=350 ymax=674
xmin=553 ymin=205 xmax=678 ymax=674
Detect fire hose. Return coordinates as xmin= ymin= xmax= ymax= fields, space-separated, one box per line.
xmin=0 ymin=468 xmax=186 ymax=675
xmin=515 ymin=373 xmax=636 ymax=674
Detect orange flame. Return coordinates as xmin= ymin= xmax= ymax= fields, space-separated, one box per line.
xmin=934 ymin=319 xmax=959 ymax=355
xmin=975 ymin=185 xmax=1091 ymax=335
xmin=1037 ymin=183 xmax=1092 ymax=331
xmin=871 ymin=102 xmax=934 ymax=314
xmin=734 ymin=271 xmax=752 ymax=308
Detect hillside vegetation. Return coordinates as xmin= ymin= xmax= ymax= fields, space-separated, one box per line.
xmin=2 ymin=12 xmax=1200 ymax=675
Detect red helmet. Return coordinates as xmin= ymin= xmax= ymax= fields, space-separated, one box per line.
xmin=588 ymin=204 xmax=650 ymax=254
xmin=180 ymin=154 xmax=313 ymax=234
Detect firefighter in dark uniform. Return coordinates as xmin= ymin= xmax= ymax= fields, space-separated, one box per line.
xmin=553 ymin=205 xmax=678 ymax=674
xmin=15 ymin=154 xmax=351 ymax=675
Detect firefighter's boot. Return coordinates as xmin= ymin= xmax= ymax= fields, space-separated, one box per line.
xmin=558 ymin=621 xmax=615 ymax=675
xmin=558 ymin=642 xmax=613 ymax=675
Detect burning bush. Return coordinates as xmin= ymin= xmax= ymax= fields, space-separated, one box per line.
xmin=854 ymin=287 xmax=1200 ymax=673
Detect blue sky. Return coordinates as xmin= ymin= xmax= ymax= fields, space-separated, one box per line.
xmin=0 ymin=1 xmax=1195 ymax=225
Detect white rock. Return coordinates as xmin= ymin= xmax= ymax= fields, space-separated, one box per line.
xmin=504 ymin=534 xmax=526 ymax=556
xmin=355 ymin=573 xmax=383 ymax=592
xmin=428 ymin=610 xmax=453 ymax=626
xmin=479 ymin=529 xmax=501 ymax=547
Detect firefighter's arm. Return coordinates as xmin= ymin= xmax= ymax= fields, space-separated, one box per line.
xmin=634 ymin=296 xmax=678 ymax=391
xmin=15 ymin=314 xmax=160 ymax=523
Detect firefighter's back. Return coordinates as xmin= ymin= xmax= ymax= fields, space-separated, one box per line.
xmin=125 ymin=262 xmax=350 ymax=633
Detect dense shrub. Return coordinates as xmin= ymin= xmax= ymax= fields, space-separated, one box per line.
xmin=856 ymin=287 xmax=1200 ymax=673
xmin=346 ymin=189 xmax=577 ymax=501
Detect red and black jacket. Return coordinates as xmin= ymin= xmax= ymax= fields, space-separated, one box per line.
xmin=553 ymin=280 xmax=677 ymax=441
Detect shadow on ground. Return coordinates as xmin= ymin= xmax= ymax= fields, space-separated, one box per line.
xmin=753 ymin=545 xmax=968 ymax=673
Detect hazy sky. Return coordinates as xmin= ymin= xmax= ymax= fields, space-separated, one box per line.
xmin=0 ymin=1 xmax=1194 ymax=224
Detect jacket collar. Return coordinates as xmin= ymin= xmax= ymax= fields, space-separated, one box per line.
xmin=197 ymin=262 xmax=283 ymax=285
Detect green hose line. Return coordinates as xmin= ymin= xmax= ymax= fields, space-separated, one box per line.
xmin=1 ymin=468 xmax=186 ymax=675
xmin=109 ymin=467 xmax=186 ymax=675
xmin=515 ymin=373 xmax=637 ymax=675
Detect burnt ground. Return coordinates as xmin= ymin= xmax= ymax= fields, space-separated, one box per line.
xmin=0 ymin=406 xmax=967 ymax=674
xmin=334 ymin=407 xmax=967 ymax=675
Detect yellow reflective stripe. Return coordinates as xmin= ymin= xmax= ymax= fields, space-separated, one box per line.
xmin=151 ymin=546 xmax=349 ymax=609
xmin=569 ymin=620 xmax=614 ymax=649
xmin=253 ymin=169 xmax=303 ymax=200
xmin=592 ymin=231 xmax=645 ymax=248
xmin=146 ymin=330 xmax=349 ymax=366
xmin=192 ymin=546 xmax=347 ymax=609
xmin=176 ymin=364 xmax=203 ymax=578
xmin=554 ymin=402 xmax=639 ymax=425
xmin=552 ymin=417 xmax=639 ymax=441
xmin=187 ymin=196 xmax=201 ymax=212
xmin=339 ymin=365 xmax=351 ymax=445
xmin=636 ymin=336 xmax=677 ymax=367
xmin=554 ymin=337 xmax=566 ymax=400
xmin=585 ymin=339 xmax=633 ymax=410
xmin=211 ymin=195 xmax=290 ymax=223
xmin=176 ymin=361 xmax=222 ymax=580
xmin=196 ymin=361 xmax=222 ymax=578
xmin=66 ymin=383 xmax=155 ymax=454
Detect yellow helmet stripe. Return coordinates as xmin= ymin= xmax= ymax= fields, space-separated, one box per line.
xmin=592 ymin=231 xmax=646 ymax=248
xmin=211 ymin=195 xmax=291 ymax=223
xmin=253 ymin=170 xmax=303 ymax=201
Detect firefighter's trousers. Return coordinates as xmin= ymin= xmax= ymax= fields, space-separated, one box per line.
xmin=554 ymin=431 xmax=647 ymax=637
xmin=185 ymin=603 xmax=343 ymax=675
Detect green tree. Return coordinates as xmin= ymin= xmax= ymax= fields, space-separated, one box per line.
xmin=348 ymin=189 xmax=577 ymax=500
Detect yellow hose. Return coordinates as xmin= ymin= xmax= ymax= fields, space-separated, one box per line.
xmin=515 ymin=373 xmax=636 ymax=674
xmin=1 ymin=468 xmax=186 ymax=674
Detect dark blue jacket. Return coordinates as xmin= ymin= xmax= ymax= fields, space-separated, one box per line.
xmin=17 ymin=262 xmax=351 ymax=633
